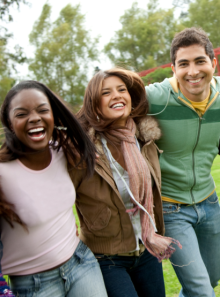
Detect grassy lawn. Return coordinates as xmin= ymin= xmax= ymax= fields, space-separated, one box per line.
xmin=163 ymin=155 xmax=220 ymax=296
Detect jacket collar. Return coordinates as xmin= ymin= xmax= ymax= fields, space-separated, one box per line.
xmin=88 ymin=115 xmax=161 ymax=155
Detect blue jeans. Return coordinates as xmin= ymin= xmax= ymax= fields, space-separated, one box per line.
xmin=163 ymin=191 xmax=220 ymax=297
xmin=95 ymin=248 xmax=165 ymax=297
xmin=10 ymin=240 xmax=108 ymax=297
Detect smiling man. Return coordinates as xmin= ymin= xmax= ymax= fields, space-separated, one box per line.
xmin=145 ymin=27 xmax=220 ymax=297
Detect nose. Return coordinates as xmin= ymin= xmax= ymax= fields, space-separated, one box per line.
xmin=112 ymin=89 xmax=121 ymax=99
xmin=188 ymin=63 xmax=199 ymax=77
xmin=29 ymin=111 xmax=41 ymax=123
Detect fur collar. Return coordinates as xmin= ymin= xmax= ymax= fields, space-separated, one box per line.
xmin=88 ymin=116 xmax=161 ymax=155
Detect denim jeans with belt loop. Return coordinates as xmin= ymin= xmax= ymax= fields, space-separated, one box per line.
xmin=163 ymin=191 xmax=220 ymax=297
xmin=10 ymin=240 xmax=108 ymax=297
xmin=95 ymin=246 xmax=165 ymax=297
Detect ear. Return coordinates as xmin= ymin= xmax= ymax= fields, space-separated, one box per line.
xmin=212 ymin=58 xmax=217 ymax=72
xmin=171 ymin=64 xmax=176 ymax=77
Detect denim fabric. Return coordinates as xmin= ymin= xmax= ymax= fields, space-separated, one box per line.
xmin=95 ymin=248 xmax=165 ymax=297
xmin=10 ymin=240 xmax=107 ymax=297
xmin=163 ymin=191 xmax=220 ymax=297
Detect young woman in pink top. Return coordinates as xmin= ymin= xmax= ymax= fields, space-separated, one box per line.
xmin=0 ymin=81 xmax=108 ymax=297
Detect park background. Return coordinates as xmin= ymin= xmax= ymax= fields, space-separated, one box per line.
xmin=1 ymin=0 xmax=220 ymax=296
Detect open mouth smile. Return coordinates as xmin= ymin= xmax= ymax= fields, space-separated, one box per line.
xmin=187 ymin=77 xmax=203 ymax=84
xmin=110 ymin=102 xmax=125 ymax=109
xmin=27 ymin=127 xmax=46 ymax=141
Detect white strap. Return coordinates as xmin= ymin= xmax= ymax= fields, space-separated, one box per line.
xmin=103 ymin=139 xmax=157 ymax=232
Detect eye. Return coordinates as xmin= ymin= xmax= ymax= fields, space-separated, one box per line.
xmin=15 ymin=113 xmax=27 ymax=117
xmin=102 ymin=91 xmax=110 ymax=96
xmin=39 ymin=109 xmax=50 ymax=113
xmin=119 ymin=88 xmax=127 ymax=92
xmin=179 ymin=63 xmax=188 ymax=67
xmin=197 ymin=60 xmax=206 ymax=64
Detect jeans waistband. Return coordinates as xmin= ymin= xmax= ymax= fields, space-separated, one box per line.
xmin=10 ymin=240 xmax=84 ymax=286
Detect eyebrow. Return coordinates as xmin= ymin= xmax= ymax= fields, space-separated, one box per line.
xmin=13 ymin=103 xmax=49 ymax=113
xmin=102 ymin=84 xmax=126 ymax=90
xmin=177 ymin=56 xmax=207 ymax=64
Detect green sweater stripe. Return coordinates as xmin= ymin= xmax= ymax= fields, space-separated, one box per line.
xmin=146 ymin=77 xmax=220 ymax=204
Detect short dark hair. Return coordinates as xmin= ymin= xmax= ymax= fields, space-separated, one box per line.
xmin=0 ymin=80 xmax=96 ymax=177
xmin=170 ymin=27 xmax=214 ymax=65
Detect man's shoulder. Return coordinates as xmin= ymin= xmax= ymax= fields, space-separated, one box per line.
xmin=145 ymin=77 xmax=176 ymax=105
xmin=213 ymin=76 xmax=220 ymax=90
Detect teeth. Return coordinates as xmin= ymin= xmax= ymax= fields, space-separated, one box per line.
xmin=30 ymin=134 xmax=45 ymax=139
xmin=28 ymin=127 xmax=44 ymax=133
xmin=112 ymin=103 xmax=124 ymax=108
xmin=189 ymin=78 xmax=201 ymax=83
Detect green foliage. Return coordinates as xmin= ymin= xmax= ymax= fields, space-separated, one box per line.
xmin=0 ymin=0 xmax=27 ymax=107
xmin=0 ymin=39 xmax=16 ymax=105
xmin=104 ymin=0 xmax=184 ymax=72
xmin=141 ymin=67 xmax=173 ymax=85
xmin=29 ymin=4 xmax=99 ymax=105
xmin=0 ymin=0 xmax=28 ymax=21
xmin=182 ymin=0 xmax=220 ymax=48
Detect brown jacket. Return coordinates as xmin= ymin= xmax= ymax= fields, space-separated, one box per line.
xmin=68 ymin=116 xmax=164 ymax=255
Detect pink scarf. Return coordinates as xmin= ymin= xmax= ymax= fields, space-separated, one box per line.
xmin=116 ymin=118 xmax=181 ymax=261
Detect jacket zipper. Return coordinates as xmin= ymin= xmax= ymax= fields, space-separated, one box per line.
xmin=177 ymin=93 xmax=218 ymax=204
xmin=177 ymin=97 xmax=203 ymax=204
xmin=190 ymin=117 xmax=202 ymax=204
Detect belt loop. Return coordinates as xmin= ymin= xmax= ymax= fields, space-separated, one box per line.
xmin=33 ymin=274 xmax=41 ymax=292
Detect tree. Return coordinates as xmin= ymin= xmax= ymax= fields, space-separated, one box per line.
xmin=104 ymin=0 xmax=184 ymax=72
xmin=0 ymin=0 xmax=28 ymax=21
xmin=141 ymin=67 xmax=173 ymax=85
xmin=29 ymin=4 xmax=99 ymax=106
xmin=0 ymin=0 xmax=27 ymax=105
xmin=183 ymin=0 xmax=220 ymax=48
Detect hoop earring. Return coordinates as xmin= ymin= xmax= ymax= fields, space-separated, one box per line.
xmin=97 ymin=115 xmax=100 ymax=122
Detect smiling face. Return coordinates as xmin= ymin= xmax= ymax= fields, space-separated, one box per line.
xmin=9 ymin=88 xmax=54 ymax=152
xmin=172 ymin=44 xmax=217 ymax=102
xmin=100 ymin=76 xmax=132 ymax=126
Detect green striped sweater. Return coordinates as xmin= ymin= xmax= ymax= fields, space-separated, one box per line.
xmin=146 ymin=76 xmax=220 ymax=204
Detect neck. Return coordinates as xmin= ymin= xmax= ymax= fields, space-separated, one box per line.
xmin=19 ymin=147 xmax=51 ymax=170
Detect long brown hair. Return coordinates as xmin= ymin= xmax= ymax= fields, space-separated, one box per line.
xmin=77 ymin=68 xmax=148 ymax=145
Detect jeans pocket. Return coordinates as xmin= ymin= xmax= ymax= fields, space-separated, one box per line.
xmin=207 ymin=192 xmax=219 ymax=204
xmin=162 ymin=202 xmax=180 ymax=214
xmin=74 ymin=241 xmax=97 ymax=265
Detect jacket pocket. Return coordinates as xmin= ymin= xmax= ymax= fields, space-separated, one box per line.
xmin=77 ymin=203 xmax=121 ymax=237
xmin=85 ymin=206 xmax=111 ymax=231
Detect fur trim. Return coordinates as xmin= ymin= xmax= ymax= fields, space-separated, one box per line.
xmin=88 ymin=115 xmax=161 ymax=149
xmin=137 ymin=116 xmax=161 ymax=143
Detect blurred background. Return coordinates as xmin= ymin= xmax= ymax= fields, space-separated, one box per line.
xmin=1 ymin=0 xmax=220 ymax=108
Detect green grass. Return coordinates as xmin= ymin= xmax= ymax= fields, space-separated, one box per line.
xmin=163 ymin=155 xmax=220 ymax=296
